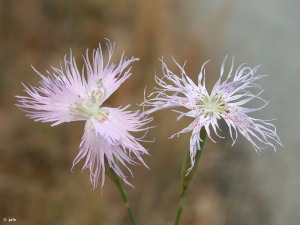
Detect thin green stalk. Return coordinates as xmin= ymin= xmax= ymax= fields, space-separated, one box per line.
xmin=114 ymin=176 xmax=138 ymax=225
xmin=174 ymin=129 xmax=207 ymax=225
xmin=105 ymin=158 xmax=138 ymax=225
xmin=174 ymin=186 xmax=188 ymax=225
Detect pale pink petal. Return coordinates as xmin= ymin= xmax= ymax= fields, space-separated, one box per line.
xmin=72 ymin=119 xmax=132 ymax=189
xmin=223 ymin=105 xmax=282 ymax=152
xmin=84 ymin=40 xmax=139 ymax=102
xmin=16 ymin=54 xmax=88 ymax=125
xmin=72 ymin=107 xmax=151 ymax=188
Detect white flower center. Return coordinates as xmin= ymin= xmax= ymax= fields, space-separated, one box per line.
xmin=197 ymin=93 xmax=228 ymax=119
xmin=71 ymin=80 xmax=106 ymax=118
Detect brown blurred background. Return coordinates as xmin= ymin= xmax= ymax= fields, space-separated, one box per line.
xmin=1 ymin=1 xmax=299 ymax=225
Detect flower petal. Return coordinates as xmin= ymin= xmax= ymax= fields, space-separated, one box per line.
xmin=16 ymin=54 xmax=88 ymax=125
xmin=223 ymin=105 xmax=282 ymax=152
xmin=84 ymin=40 xmax=139 ymax=102
xmin=72 ymin=106 xmax=151 ymax=189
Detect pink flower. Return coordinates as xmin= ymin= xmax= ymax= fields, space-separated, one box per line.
xmin=143 ymin=57 xmax=282 ymax=171
xmin=17 ymin=41 xmax=151 ymax=188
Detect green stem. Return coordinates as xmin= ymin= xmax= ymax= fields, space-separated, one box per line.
xmin=105 ymin=159 xmax=138 ymax=225
xmin=114 ymin=176 xmax=138 ymax=225
xmin=174 ymin=186 xmax=188 ymax=225
xmin=174 ymin=129 xmax=207 ymax=225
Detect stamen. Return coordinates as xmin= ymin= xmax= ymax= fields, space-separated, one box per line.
xmin=196 ymin=93 xmax=228 ymax=118
xmin=70 ymin=86 xmax=106 ymax=118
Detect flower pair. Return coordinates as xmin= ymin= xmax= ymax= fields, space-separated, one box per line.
xmin=17 ymin=41 xmax=281 ymax=189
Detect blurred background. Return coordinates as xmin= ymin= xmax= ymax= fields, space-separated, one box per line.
xmin=0 ymin=0 xmax=299 ymax=224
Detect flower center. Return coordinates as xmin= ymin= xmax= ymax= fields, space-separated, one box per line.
xmin=196 ymin=93 xmax=228 ymax=119
xmin=71 ymin=80 xmax=106 ymax=118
